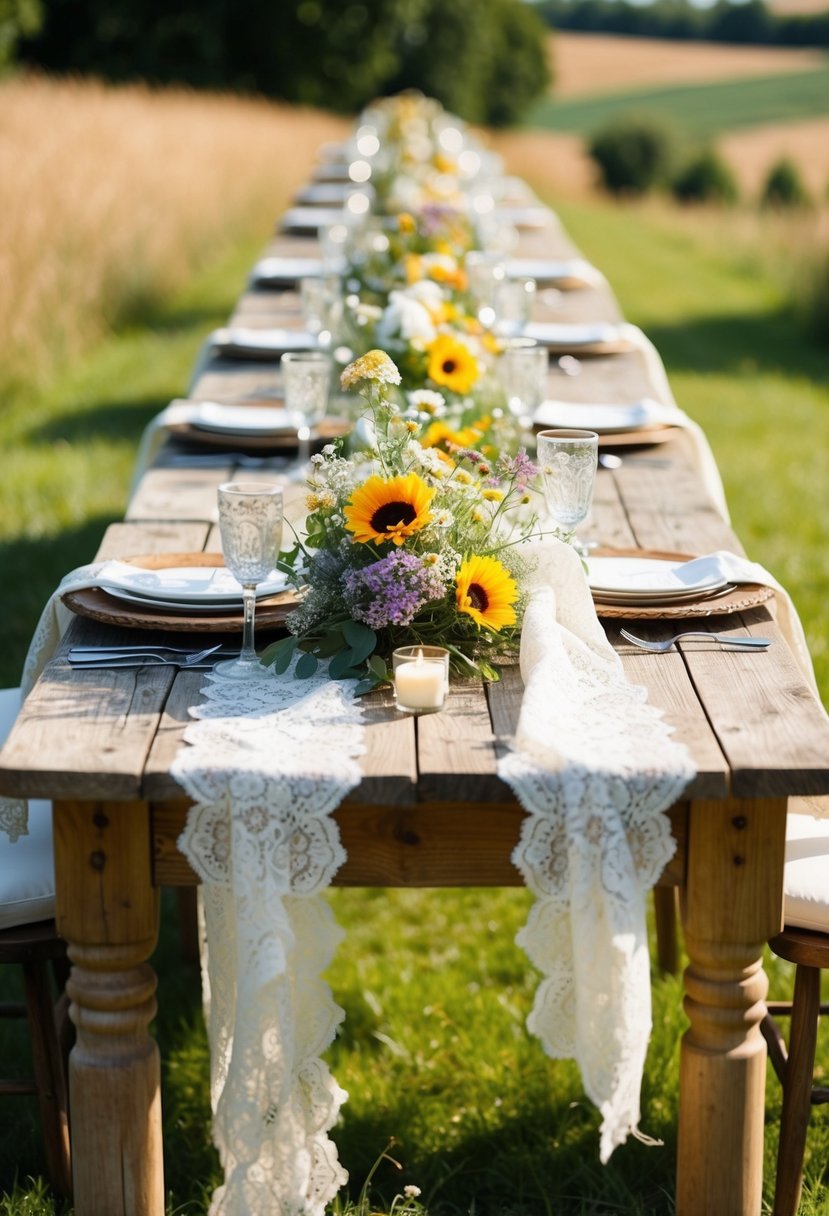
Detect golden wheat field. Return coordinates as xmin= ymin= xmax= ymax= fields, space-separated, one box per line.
xmin=550 ymin=30 xmax=825 ymax=98
xmin=0 ymin=75 xmax=347 ymax=392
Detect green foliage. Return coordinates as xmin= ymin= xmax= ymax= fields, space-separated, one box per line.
xmin=671 ymin=147 xmax=738 ymax=205
xmin=587 ymin=113 xmax=676 ymax=196
xmin=17 ymin=0 xmax=550 ymax=126
xmin=535 ymin=0 xmax=829 ymax=49
xmin=0 ymin=0 xmax=40 ymax=66
xmin=761 ymin=157 xmax=812 ymax=209
xmin=529 ymin=68 xmax=829 ymax=140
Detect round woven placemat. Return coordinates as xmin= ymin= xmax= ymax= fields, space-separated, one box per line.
xmin=589 ymin=548 xmax=775 ymax=620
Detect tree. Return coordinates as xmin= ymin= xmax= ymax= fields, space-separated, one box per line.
xmin=588 ymin=114 xmax=676 ymax=196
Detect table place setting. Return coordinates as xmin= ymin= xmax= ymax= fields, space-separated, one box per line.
xmin=248 ymin=255 xmax=324 ymax=288
xmin=208 ymin=326 xmax=318 ymax=361
xmin=506 ymin=257 xmax=606 ymax=290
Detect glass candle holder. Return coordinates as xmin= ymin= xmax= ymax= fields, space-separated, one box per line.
xmin=392 ymin=646 xmax=450 ymax=714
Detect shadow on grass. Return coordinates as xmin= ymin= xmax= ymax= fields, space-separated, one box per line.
xmin=641 ymin=309 xmax=829 ymax=386
xmin=332 ymin=1096 xmax=678 ymax=1216
xmin=29 ymin=393 xmax=171 ymax=448
xmin=0 ymin=516 xmax=118 ymax=686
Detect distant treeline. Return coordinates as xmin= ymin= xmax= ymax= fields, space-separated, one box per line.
xmin=536 ymin=0 xmax=829 ymax=47
xmin=10 ymin=0 xmax=550 ymax=126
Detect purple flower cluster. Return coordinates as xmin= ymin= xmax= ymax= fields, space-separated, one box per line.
xmin=342 ymin=550 xmax=445 ymax=629
xmin=498 ymin=449 xmax=538 ymax=488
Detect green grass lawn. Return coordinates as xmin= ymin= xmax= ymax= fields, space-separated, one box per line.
xmin=527 ymin=65 xmax=829 ymax=138
xmin=1 ymin=195 xmax=829 ymax=1214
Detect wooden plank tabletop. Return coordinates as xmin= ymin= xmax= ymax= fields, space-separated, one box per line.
xmin=2 ymin=202 xmax=829 ymax=816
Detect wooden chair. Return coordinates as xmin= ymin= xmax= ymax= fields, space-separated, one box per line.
xmin=0 ymin=687 xmax=72 ymax=1198
xmin=760 ymin=807 xmax=829 ymax=1216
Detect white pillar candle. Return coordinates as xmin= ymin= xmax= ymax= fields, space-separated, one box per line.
xmin=393 ymin=651 xmax=448 ymax=711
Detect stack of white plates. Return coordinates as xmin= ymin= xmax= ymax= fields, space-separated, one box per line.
xmin=95 ymin=562 xmax=288 ymax=615
xmin=250 ymin=257 xmax=323 ymax=288
xmin=586 ymin=556 xmax=731 ymax=606
xmin=506 ymin=258 xmax=604 ymax=289
xmin=534 ymin=399 xmax=667 ymax=435
xmin=210 ymin=327 xmax=317 ymax=360
xmin=188 ymin=403 xmax=302 ymax=439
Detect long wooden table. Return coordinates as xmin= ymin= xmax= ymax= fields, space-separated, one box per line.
xmin=2 ymin=194 xmax=829 ymax=1216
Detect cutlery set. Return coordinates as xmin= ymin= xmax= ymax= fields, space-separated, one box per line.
xmin=67 ymin=643 xmax=237 ymax=669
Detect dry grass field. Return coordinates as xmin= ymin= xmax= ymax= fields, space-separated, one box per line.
xmin=0 ymin=74 xmax=347 ymax=394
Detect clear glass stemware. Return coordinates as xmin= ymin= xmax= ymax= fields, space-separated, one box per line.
xmin=536 ymin=428 xmax=599 ymax=548
xmin=498 ymin=339 xmax=548 ymax=436
xmin=214 ymin=481 xmax=284 ymax=681
xmin=281 ymin=351 xmax=332 ymax=467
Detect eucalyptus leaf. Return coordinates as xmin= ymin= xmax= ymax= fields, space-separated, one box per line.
xmin=328 ymin=649 xmax=356 ymax=680
xmin=295 ymin=651 xmax=319 ymax=679
xmin=367 ymin=653 xmax=390 ymax=682
xmin=260 ymin=635 xmax=297 ymax=675
xmin=340 ymin=620 xmax=377 ymax=665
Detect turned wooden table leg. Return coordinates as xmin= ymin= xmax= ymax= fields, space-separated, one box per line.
xmin=676 ymin=797 xmax=787 ymax=1216
xmin=53 ymin=799 xmax=164 ymax=1216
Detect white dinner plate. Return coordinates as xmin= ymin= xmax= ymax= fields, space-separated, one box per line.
xmin=96 ymin=562 xmax=288 ymax=605
xmin=279 ymin=206 xmax=347 ymax=233
xmin=189 ymin=403 xmax=303 ymax=437
xmin=250 ymin=257 xmax=323 ymax=287
xmin=506 ymin=258 xmax=604 ymax=288
xmin=523 ymin=321 xmax=628 ymax=350
xmin=533 ymin=399 xmax=664 ymax=434
xmin=586 ymin=556 xmax=729 ymax=599
xmin=210 ymin=327 xmax=317 ymax=359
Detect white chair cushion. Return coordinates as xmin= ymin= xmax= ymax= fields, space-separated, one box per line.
xmin=0 ymin=687 xmax=55 ymax=929
xmin=783 ymin=812 xmax=829 ymax=934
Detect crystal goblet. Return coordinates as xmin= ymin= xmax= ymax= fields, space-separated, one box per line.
xmin=536 ymin=428 xmax=599 ymax=548
xmin=281 ymin=351 xmax=332 ymax=467
xmin=498 ymin=339 xmax=548 ymax=435
xmin=214 ymin=482 xmax=283 ymax=681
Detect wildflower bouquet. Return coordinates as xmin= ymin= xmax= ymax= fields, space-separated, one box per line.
xmin=265 ymin=350 xmax=541 ymax=692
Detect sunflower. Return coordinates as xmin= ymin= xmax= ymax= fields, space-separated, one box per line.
xmin=455 ymin=555 xmax=518 ymax=631
xmin=345 ymin=473 xmax=436 ymax=546
xmin=426 ymin=334 xmax=480 ymax=395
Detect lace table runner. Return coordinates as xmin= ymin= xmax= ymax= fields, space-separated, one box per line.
xmin=171 ymin=665 xmax=364 ymax=1215
xmin=498 ymin=540 xmax=695 ymax=1161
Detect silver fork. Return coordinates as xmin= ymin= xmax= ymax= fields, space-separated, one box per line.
xmin=69 ymin=643 xmax=223 ymax=667
xmin=620 ymin=629 xmax=773 ymax=653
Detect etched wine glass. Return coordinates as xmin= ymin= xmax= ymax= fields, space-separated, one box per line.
xmin=536 ymin=428 xmax=599 ymax=549
xmin=214 ymin=482 xmax=283 ymax=680
xmin=281 ymin=351 xmax=332 ymax=467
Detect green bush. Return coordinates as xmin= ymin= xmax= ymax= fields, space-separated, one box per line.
xmin=17 ymin=0 xmax=550 ymax=126
xmin=587 ymin=113 xmax=675 ymax=196
xmin=672 ymin=147 xmax=738 ymax=205
xmin=760 ymin=157 xmax=812 ymax=209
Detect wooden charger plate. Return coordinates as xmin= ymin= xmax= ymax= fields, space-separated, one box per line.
xmin=534 ymin=422 xmax=680 ymax=450
xmin=61 ymin=553 xmax=301 ymax=634
xmin=589 ymin=548 xmax=775 ymax=620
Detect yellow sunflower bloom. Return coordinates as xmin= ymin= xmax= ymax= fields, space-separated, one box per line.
xmin=344 ymin=473 xmax=435 ymax=546
xmin=426 ymin=334 xmax=480 ymax=394
xmin=455 ymin=555 xmax=518 ymax=631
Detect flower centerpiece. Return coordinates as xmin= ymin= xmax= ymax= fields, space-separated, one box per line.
xmin=264 ymin=350 xmax=541 ymax=692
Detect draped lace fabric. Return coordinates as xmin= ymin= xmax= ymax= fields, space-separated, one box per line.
xmin=171 ymin=666 xmax=365 ymax=1216
xmin=498 ymin=540 xmax=695 ymax=1163
xmin=0 ymin=562 xmax=106 ymax=843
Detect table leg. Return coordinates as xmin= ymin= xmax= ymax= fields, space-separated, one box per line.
xmin=53 ymin=799 xmax=164 ymax=1216
xmin=676 ymin=796 xmax=787 ymax=1216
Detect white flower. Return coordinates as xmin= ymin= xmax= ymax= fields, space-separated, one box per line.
xmin=407 ymin=389 xmax=446 ymax=417
xmin=376 ymin=289 xmax=437 ymax=346
xmin=403 ymin=1185 xmax=422 ymax=1199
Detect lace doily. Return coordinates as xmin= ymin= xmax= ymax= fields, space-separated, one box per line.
xmin=498 ymin=539 xmax=695 ymax=1162
xmin=172 ymin=663 xmax=365 ymax=1216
